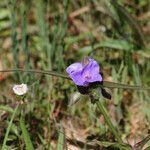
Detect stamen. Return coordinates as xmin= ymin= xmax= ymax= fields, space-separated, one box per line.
xmin=84 ymin=74 xmax=91 ymax=79
xmin=81 ymin=57 xmax=90 ymax=66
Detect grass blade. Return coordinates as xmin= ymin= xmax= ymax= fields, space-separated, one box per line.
xmin=80 ymin=39 xmax=133 ymax=54
xmin=0 ymin=105 xmax=14 ymax=113
xmin=20 ymin=114 xmax=34 ymax=150
xmin=110 ymin=0 xmax=145 ymax=48
xmin=0 ymin=69 xmax=150 ymax=90
xmin=21 ymin=1 xmax=30 ymax=69
xmin=57 ymin=123 xmax=65 ymax=150
xmin=103 ymin=81 xmax=150 ymax=90
xmin=1 ymin=104 xmax=19 ymax=150
xmin=10 ymin=0 xmax=19 ymax=69
xmin=96 ymin=100 xmax=123 ymax=144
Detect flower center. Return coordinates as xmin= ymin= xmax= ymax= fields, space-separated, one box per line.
xmin=84 ymin=74 xmax=91 ymax=79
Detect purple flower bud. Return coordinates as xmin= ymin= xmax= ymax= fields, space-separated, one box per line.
xmin=66 ymin=57 xmax=102 ymax=86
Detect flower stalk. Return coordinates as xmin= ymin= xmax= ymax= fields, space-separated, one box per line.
xmin=96 ymin=100 xmax=123 ymax=144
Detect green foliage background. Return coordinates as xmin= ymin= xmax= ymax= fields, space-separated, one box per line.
xmin=0 ymin=0 xmax=150 ymax=149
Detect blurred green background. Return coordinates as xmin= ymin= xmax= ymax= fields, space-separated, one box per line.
xmin=0 ymin=0 xmax=150 ymax=149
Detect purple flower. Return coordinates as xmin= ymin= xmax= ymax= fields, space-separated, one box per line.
xmin=66 ymin=57 xmax=102 ymax=86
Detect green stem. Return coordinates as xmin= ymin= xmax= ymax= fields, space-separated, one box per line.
xmin=2 ymin=104 xmax=19 ymax=150
xmin=96 ymin=100 xmax=123 ymax=144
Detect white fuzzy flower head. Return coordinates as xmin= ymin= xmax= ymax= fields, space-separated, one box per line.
xmin=13 ymin=83 xmax=28 ymax=96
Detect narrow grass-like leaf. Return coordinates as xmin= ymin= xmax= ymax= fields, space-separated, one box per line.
xmin=10 ymin=122 xmax=19 ymax=137
xmin=112 ymin=67 xmax=121 ymax=105
xmin=132 ymin=64 xmax=144 ymax=101
xmin=0 ymin=8 xmax=9 ymax=20
xmin=110 ymin=0 xmax=145 ymax=47
xmin=20 ymin=114 xmax=34 ymax=150
xmin=57 ymin=123 xmax=65 ymax=150
xmin=65 ymin=32 xmax=92 ymax=51
xmin=1 ymin=104 xmax=19 ymax=150
xmin=121 ymin=66 xmax=128 ymax=84
xmin=20 ymin=1 xmax=32 ymax=83
xmin=0 ymin=69 xmax=150 ymax=90
xmin=11 ymin=0 xmax=19 ymax=69
xmin=103 ymin=81 xmax=150 ymax=90
xmin=95 ymin=140 xmax=132 ymax=149
xmin=0 ymin=105 xmax=14 ymax=113
xmin=103 ymin=0 xmax=121 ymax=25
xmin=52 ymin=0 xmax=70 ymax=71
xmin=0 ymin=20 xmax=11 ymax=32
xmin=35 ymin=0 xmax=52 ymax=112
xmin=80 ymin=39 xmax=133 ymax=54
xmin=132 ymin=64 xmax=142 ymax=86
xmin=118 ymin=61 xmax=124 ymax=75
xmin=0 ymin=69 xmax=70 ymax=80
xmin=36 ymin=0 xmax=51 ymax=70
xmin=0 ymin=8 xmax=10 ymax=33
xmin=21 ymin=1 xmax=30 ymax=69
xmin=96 ymin=100 xmax=123 ymax=144
xmin=37 ymin=133 xmax=46 ymax=145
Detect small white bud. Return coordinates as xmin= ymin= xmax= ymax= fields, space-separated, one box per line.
xmin=13 ymin=83 xmax=28 ymax=96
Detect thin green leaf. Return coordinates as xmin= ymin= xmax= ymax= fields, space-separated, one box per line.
xmin=0 ymin=105 xmax=14 ymax=113
xmin=21 ymin=1 xmax=30 ymax=69
xmin=112 ymin=67 xmax=121 ymax=105
xmin=103 ymin=81 xmax=150 ymax=90
xmin=20 ymin=115 xmax=34 ymax=150
xmin=0 ymin=69 xmax=150 ymax=90
xmin=110 ymin=0 xmax=145 ymax=47
xmin=104 ymin=0 xmax=121 ymax=25
xmin=96 ymin=101 xmax=123 ymax=144
xmin=1 ymin=104 xmax=19 ymax=150
xmin=65 ymin=32 xmax=92 ymax=50
xmin=11 ymin=0 xmax=19 ymax=68
xmin=94 ymin=140 xmax=132 ymax=149
xmin=57 ymin=123 xmax=64 ymax=150
xmin=79 ymin=39 xmax=133 ymax=54
xmin=10 ymin=122 xmax=19 ymax=137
